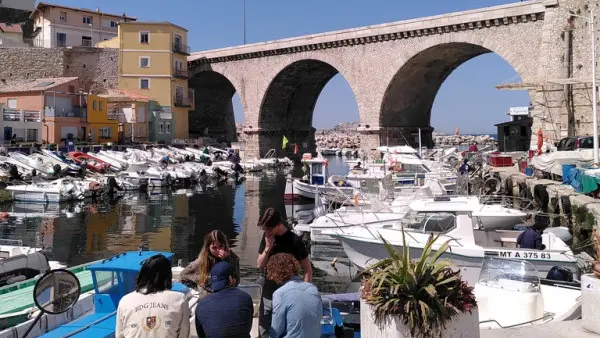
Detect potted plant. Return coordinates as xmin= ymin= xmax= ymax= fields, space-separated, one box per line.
xmin=582 ymin=229 xmax=600 ymax=334
xmin=360 ymin=230 xmax=478 ymax=338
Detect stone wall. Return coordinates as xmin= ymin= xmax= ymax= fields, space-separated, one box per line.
xmin=0 ymin=47 xmax=119 ymax=93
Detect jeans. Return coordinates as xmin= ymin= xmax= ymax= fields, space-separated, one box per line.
xmin=258 ymin=297 xmax=272 ymax=338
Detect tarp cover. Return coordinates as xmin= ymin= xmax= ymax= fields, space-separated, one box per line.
xmin=530 ymin=150 xmax=594 ymax=176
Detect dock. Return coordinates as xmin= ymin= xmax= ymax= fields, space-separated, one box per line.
xmin=481 ymin=320 xmax=599 ymax=338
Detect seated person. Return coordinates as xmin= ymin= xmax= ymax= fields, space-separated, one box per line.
xmin=116 ymin=254 xmax=190 ymax=338
xmin=195 ymin=262 xmax=254 ymax=338
xmin=268 ymin=253 xmax=322 ymax=338
xmin=517 ymin=222 xmax=546 ymax=250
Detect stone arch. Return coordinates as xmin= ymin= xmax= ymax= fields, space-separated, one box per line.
xmin=379 ymin=37 xmax=532 ymax=147
xmin=257 ymin=58 xmax=358 ymax=155
xmin=188 ymin=68 xmax=242 ymax=142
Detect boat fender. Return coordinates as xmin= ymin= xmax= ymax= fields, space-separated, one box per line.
xmin=533 ymin=184 xmax=549 ymax=211
xmin=42 ymin=192 xmax=47 ymax=202
xmin=504 ymin=177 xmax=513 ymax=196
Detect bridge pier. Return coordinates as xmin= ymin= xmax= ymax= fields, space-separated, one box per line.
xmin=243 ymin=127 xmax=316 ymax=159
xmin=358 ymin=126 xmax=434 ymax=153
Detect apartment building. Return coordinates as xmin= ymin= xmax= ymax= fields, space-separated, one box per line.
xmin=97 ymin=21 xmax=193 ymax=140
xmin=30 ymin=2 xmax=136 ymax=48
xmin=0 ymin=77 xmax=83 ymax=144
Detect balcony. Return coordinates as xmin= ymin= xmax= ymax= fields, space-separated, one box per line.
xmin=173 ymin=96 xmax=191 ymax=108
xmin=2 ymin=109 xmax=41 ymax=122
xmin=45 ymin=106 xmax=87 ymax=118
xmin=173 ymin=67 xmax=188 ymax=79
xmin=172 ymin=42 xmax=190 ymax=55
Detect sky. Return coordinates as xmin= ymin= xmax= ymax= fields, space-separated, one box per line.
xmin=45 ymin=0 xmax=530 ymax=134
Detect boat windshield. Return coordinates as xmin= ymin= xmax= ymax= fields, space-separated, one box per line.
xmin=397 ymin=210 xmax=456 ymax=234
xmin=478 ymin=257 xmax=540 ymax=292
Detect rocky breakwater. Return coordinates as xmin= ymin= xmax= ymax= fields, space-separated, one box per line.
xmin=433 ymin=133 xmax=497 ymax=146
xmin=316 ymin=122 xmax=361 ymax=149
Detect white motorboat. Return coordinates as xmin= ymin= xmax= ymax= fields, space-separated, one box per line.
xmin=319 ymin=147 xmax=341 ymax=156
xmin=285 ymin=155 xmax=354 ymax=201
xmin=127 ymin=163 xmax=172 ymax=188
xmin=30 ymin=152 xmax=79 ymax=173
xmin=0 ymin=239 xmax=64 ymax=287
xmin=6 ymin=178 xmax=87 ymax=203
xmin=91 ymin=152 xmax=126 ymax=171
xmin=476 ymin=257 xmax=581 ymax=329
xmin=8 ymin=153 xmax=55 ymax=176
xmin=323 ymin=196 xmax=576 ymax=285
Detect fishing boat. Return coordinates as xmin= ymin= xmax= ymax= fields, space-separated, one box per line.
xmin=0 ymin=261 xmax=94 ymax=330
xmin=68 ymin=152 xmax=110 ymax=173
xmin=284 ymin=155 xmax=354 ymax=201
xmin=324 ymin=196 xmax=578 ymax=285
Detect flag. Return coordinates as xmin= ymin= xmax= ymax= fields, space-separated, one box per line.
xmin=282 ymin=135 xmax=289 ymax=150
xmin=294 ymin=143 xmax=299 ymax=154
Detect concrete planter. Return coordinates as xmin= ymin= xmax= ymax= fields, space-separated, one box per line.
xmin=581 ymin=274 xmax=600 ymax=334
xmin=360 ymin=299 xmax=480 ymax=338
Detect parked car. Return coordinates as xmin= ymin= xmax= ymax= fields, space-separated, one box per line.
xmin=556 ymin=136 xmax=594 ymax=151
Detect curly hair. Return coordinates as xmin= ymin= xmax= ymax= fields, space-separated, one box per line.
xmin=266 ymin=253 xmax=300 ymax=285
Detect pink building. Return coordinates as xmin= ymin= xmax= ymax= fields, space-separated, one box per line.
xmin=0 ymin=77 xmax=88 ymax=144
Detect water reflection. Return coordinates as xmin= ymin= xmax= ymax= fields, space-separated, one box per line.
xmin=0 ymin=156 xmax=355 ymax=290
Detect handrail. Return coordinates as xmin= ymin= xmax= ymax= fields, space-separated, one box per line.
xmin=479 ymin=313 xmax=554 ymax=329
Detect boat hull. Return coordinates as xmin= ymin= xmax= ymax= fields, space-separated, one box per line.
xmin=335 ymin=234 xmax=579 ymax=286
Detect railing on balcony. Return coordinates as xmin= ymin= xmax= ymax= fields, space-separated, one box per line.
xmin=81 ymin=40 xmax=92 ymax=47
xmin=173 ymin=43 xmax=191 ymax=55
xmin=173 ymin=96 xmax=191 ymax=108
xmin=173 ymin=67 xmax=188 ymax=79
xmin=107 ymin=110 xmax=119 ymax=120
xmin=45 ymin=107 xmax=87 ymax=118
xmin=2 ymin=109 xmax=41 ymax=122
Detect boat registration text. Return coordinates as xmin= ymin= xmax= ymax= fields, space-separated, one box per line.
xmin=485 ymin=250 xmax=552 ymax=260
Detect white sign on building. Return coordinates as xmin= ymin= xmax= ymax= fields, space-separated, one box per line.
xmin=509 ymin=106 xmax=530 ymax=116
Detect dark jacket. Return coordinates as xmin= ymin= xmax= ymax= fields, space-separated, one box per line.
xmin=195 ymin=287 xmax=254 ymax=338
xmin=517 ymin=228 xmax=543 ymax=250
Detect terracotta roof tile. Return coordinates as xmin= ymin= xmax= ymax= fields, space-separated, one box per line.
xmin=0 ymin=23 xmax=23 ymax=34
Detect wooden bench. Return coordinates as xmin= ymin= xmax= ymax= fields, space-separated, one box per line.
xmin=494 ymin=237 xmax=517 ymax=247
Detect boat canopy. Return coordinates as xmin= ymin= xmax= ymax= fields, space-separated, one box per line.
xmin=88 ymin=251 xmax=174 ymax=272
xmin=408 ymin=196 xmax=481 ymax=213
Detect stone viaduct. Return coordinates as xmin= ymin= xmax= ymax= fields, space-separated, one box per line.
xmin=188 ymin=0 xmax=598 ymax=158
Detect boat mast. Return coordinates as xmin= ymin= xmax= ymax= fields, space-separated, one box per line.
xmin=418 ymin=128 xmax=422 ymax=157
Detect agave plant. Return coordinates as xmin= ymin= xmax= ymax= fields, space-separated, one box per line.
xmin=360 ymin=229 xmax=477 ymax=338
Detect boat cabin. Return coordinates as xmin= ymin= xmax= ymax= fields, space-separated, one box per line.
xmin=301 ymin=155 xmax=329 ymax=186
xmin=38 ymin=251 xmax=188 ymax=338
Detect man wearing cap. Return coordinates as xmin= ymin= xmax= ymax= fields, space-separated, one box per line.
xmin=194 ymin=261 xmax=254 ymax=338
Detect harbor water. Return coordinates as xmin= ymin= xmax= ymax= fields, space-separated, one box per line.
xmin=0 ymin=155 xmax=356 ymax=294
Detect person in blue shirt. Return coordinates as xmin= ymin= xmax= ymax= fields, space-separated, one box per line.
xmin=517 ymin=222 xmax=546 ymax=250
xmin=459 ymin=158 xmax=469 ymax=175
xmin=267 ymin=253 xmax=322 ymax=338
xmin=194 ymin=261 xmax=254 ymax=338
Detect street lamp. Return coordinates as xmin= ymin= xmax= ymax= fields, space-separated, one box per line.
xmin=571 ymin=9 xmax=598 ymax=164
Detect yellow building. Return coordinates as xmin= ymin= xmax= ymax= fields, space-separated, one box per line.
xmin=86 ymin=94 xmax=118 ymax=143
xmin=97 ymin=21 xmax=193 ymax=140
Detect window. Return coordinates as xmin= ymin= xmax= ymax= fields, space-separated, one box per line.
xmin=92 ymin=100 xmax=97 ymax=110
xmin=60 ymin=11 xmax=67 ymax=22
xmin=110 ymin=21 xmax=118 ymax=28
xmin=99 ymin=101 xmax=103 ymax=111
xmin=165 ymin=123 xmax=171 ymax=134
xmin=159 ymin=123 xmax=164 ymax=134
xmin=140 ymin=57 xmax=150 ymax=68
xmin=26 ymin=129 xmax=38 ymax=142
xmin=81 ymin=36 xmax=92 ymax=47
xmin=7 ymin=98 xmax=17 ymax=109
xmin=400 ymin=211 xmax=456 ymax=234
xmin=139 ymin=31 xmax=149 ymax=44
xmin=140 ymin=78 xmax=150 ymax=89
xmin=174 ymin=59 xmax=183 ymax=70
xmin=68 ymin=85 xmax=75 ymax=93
xmin=56 ymin=32 xmax=66 ymax=47
xmin=83 ymin=16 xmax=93 ymax=25
xmin=100 ymin=127 xmax=112 ymax=138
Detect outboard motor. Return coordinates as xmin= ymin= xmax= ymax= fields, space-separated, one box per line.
xmin=8 ymin=165 xmax=21 ymax=181
xmin=52 ymin=164 xmax=63 ymax=177
xmin=31 ymin=168 xmax=37 ymax=177
xmin=232 ymin=163 xmax=245 ymax=175
xmin=106 ymin=176 xmax=123 ymax=195
xmin=546 ymin=266 xmax=573 ymax=282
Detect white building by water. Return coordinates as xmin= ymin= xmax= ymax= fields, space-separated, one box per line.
xmin=30 ymin=2 xmax=136 ymax=48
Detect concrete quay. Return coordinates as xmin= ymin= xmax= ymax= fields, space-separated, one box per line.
xmin=492 ymin=165 xmax=600 ymax=232
xmin=481 ymin=320 xmax=599 ymax=338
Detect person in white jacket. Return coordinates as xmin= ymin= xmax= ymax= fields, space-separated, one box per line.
xmin=116 ymin=254 xmax=190 ymax=338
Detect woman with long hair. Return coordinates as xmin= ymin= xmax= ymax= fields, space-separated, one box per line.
xmin=180 ymin=230 xmax=240 ymax=295
xmin=116 ymin=254 xmax=190 ymax=338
